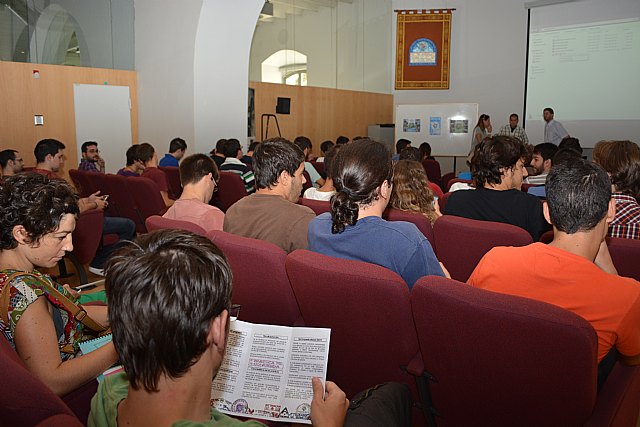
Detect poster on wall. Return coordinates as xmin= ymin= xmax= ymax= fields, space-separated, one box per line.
xmin=403 ymin=119 xmax=421 ymax=132
xmin=429 ymin=117 xmax=441 ymax=135
xmin=449 ymin=119 xmax=468 ymax=134
xmin=395 ymin=9 xmax=454 ymax=90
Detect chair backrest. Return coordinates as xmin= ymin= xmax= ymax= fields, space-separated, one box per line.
xmin=433 ymin=215 xmax=533 ymax=282
xmin=145 ymin=215 xmax=208 ymax=237
xmin=215 ymin=171 xmax=249 ymax=212
xmin=438 ymin=191 xmax=452 ymax=213
xmin=441 ymin=172 xmax=456 ymax=192
xmin=103 ymin=174 xmax=146 ymax=233
xmin=126 ymin=176 xmax=167 ymax=223
xmin=68 ymin=169 xmax=93 ymax=197
xmin=310 ymin=160 xmax=325 ymax=176
xmin=72 ymin=209 xmax=104 ymax=265
xmin=411 ymin=276 xmax=597 ymax=427
xmin=158 ymin=166 xmax=182 ymax=199
xmin=383 ymin=208 xmax=435 ymax=246
xmin=207 ymin=230 xmax=302 ymax=326
xmin=83 ymin=171 xmax=107 ymax=195
xmin=607 ymin=237 xmax=640 ymax=281
xmin=299 ymin=198 xmax=331 ymax=216
xmin=302 ymin=170 xmax=313 ymax=193
xmin=285 ymin=249 xmax=420 ymax=399
xmin=422 ymin=159 xmax=442 ymax=184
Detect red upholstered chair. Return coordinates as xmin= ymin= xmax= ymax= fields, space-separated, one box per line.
xmin=540 ymin=229 xmax=554 ymax=244
xmin=59 ymin=209 xmax=105 ymax=284
xmin=214 ymin=171 xmax=249 ymax=212
xmin=103 ymin=173 xmax=146 ymax=232
xmin=383 ymin=208 xmax=435 ymax=247
xmin=607 ymin=237 xmax=640 ymax=281
xmin=422 ymin=159 xmax=442 ymax=189
xmin=411 ymin=276 xmax=640 ymax=427
xmin=441 ymin=172 xmax=456 ymax=192
xmin=145 ymin=215 xmax=208 ymax=237
xmin=158 ymin=166 xmax=182 ymax=199
xmin=126 ymin=176 xmax=168 ymax=224
xmin=310 ymin=160 xmax=325 ymax=176
xmin=299 ymin=198 xmax=331 ymax=216
xmin=35 ymin=414 xmax=84 ymax=426
xmin=433 ymin=216 xmax=533 ymax=282
xmin=68 ymin=169 xmax=93 ymax=197
xmin=438 ymin=192 xmax=452 ymax=214
xmin=285 ymin=250 xmax=423 ymax=404
xmin=301 ymin=170 xmax=313 ymax=194
xmin=207 ymin=231 xmax=302 ymax=326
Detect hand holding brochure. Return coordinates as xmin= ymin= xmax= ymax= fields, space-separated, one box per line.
xmin=210 ymin=320 xmax=331 ymax=424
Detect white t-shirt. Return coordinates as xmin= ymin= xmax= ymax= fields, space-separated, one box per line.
xmin=303 ymin=187 xmax=335 ymax=201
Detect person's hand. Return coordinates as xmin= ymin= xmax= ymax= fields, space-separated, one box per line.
xmin=487 ymin=123 xmax=493 ymax=134
xmin=439 ymin=262 xmax=451 ymax=279
xmin=88 ymin=191 xmax=107 ymax=210
xmin=96 ymin=157 xmax=106 ymax=172
xmin=310 ymin=377 xmax=348 ymax=427
xmin=62 ymin=284 xmax=80 ymax=299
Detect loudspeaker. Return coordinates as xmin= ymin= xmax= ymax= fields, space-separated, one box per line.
xmin=276 ymin=97 xmax=291 ymax=115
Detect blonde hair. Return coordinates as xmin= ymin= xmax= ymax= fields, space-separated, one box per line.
xmin=389 ymin=160 xmax=438 ymax=224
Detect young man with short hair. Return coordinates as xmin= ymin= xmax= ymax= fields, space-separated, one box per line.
xmin=524 ymin=142 xmax=558 ymax=185
xmin=117 ymin=145 xmax=144 ymax=177
xmin=0 ymin=149 xmax=24 ymax=177
xmin=159 ymin=137 xmax=187 ymax=167
xmin=79 ymin=141 xmax=105 ymax=173
xmin=220 ymin=139 xmax=256 ymax=194
xmin=497 ymin=113 xmax=529 ymax=145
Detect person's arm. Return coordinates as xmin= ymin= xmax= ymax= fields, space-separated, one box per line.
xmin=160 ymin=191 xmax=174 ymax=207
xmin=594 ymin=240 xmax=618 ymax=275
xmin=310 ymin=377 xmax=349 ymax=427
xmin=306 ymin=163 xmax=324 ymax=187
xmin=78 ymin=191 xmax=107 ymax=213
xmin=14 ymin=297 xmax=118 ymax=396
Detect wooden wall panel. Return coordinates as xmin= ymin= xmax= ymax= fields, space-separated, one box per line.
xmin=250 ymin=82 xmax=393 ymax=156
xmin=0 ymin=62 xmax=137 ymax=179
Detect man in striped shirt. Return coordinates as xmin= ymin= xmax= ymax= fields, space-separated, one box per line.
xmin=220 ymin=139 xmax=255 ymax=194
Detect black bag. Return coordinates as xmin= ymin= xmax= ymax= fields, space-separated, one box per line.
xmin=344 ymin=382 xmax=412 ymax=427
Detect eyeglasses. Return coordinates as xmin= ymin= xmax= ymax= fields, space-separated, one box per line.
xmin=210 ymin=174 xmax=219 ymax=192
xmin=229 ymin=304 xmax=241 ymax=322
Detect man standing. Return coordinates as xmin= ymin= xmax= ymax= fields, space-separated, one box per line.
xmin=498 ymin=113 xmax=529 ymax=145
xmin=543 ymin=107 xmax=569 ymax=145
xmin=468 ymin=159 xmax=640 ymax=366
xmin=78 ymin=141 xmax=105 ymax=172
xmin=220 ymin=139 xmax=256 ymax=194
xmin=158 ymin=137 xmax=187 ymax=167
xmin=524 ymin=142 xmax=558 ymax=185
xmin=224 ymin=138 xmax=315 ymax=253
xmin=0 ymin=149 xmax=24 ymax=177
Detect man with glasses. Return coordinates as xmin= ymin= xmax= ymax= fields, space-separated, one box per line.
xmin=163 ymin=153 xmax=225 ymax=232
xmin=0 ymin=149 xmax=24 ymax=177
xmin=79 ymin=141 xmax=105 ymax=173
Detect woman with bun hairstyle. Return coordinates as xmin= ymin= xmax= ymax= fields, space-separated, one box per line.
xmin=308 ymin=139 xmax=447 ymax=288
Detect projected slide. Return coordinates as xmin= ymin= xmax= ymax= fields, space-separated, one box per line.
xmin=526 ymin=18 xmax=640 ymax=121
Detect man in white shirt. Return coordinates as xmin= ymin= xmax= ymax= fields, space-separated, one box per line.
xmin=543 ymin=107 xmax=569 ymax=145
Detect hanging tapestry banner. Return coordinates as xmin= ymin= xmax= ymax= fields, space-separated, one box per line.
xmin=395 ymin=9 xmax=453 ymax=90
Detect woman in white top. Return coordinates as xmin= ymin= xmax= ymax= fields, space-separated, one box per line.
xmin=468 ymin=114 xmax=492 ymax=161
xmin=303 ymin=145 xmax=341 ymax=201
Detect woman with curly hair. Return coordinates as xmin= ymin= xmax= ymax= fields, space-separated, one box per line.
xmin=0 ymin=173 xmax=117 ymax=396
xmin=389 ymin=160 xmax=442 ymax=224
xmin=308 ymin=139 xmax=447 ymax=288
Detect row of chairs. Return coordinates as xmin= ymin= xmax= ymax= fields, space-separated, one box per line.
xmin=145 ymin=216 xmax=640 ymax=427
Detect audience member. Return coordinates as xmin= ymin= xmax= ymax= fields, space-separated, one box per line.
xmin=445 ymin=135 xmax=550 ymax=241
xmin=92 ymin=229 xmax=350 ymax=427
xmin=303 ymin=145 xmax=340 ymax=201
xmin=552 ymin=147 xmax=582 ymax=166
xmin=558 ymin=136 xmax=583 ymax=155
xmin=308 ymin=139 xmax=446 ymax=288
xmin=294 ymin=136 xmax=325 ymax=188
xmin=212 ymin=138 xmax=227 ymax=168
xmin=419 ymin=142 xmax=435 ymax=161
xmin=0 ymin=173 xmax=117 ymax=396
xmin=0 ymin=149 xmax=24 ymax=177
xmin=158 ymin=137 xmax=187 ymax=167
xmin=497 ymin=113 xmax=529 ymax=145
xmin=139 ymin=142 xmax=174 ymax=207
xmin=543 ymin=107 xmax=569 ymax=145
xmin=399 ymin=147 xmax=421 ymax=162
xmin=468 ymin=159 xmax=640 ymax=367
xmin=78 ymin=141 xmax=105 ymax=173
xmin=390 ymin=160 xmax=442 ymax=224
xmin=593 ymin=140 xmax=640 ymax=240
xmin=335 ymin=135 xmax=349 ymax=146
xmin=241 ymin=140 xmax=260 ymax=169
xmin=524 ymin=142 xmax=558 ymax=185
xmin=393 ymin=139 xmax=411 ymax=161
xmin=317 ymin=140 xmax=335 ymax=162
xmin=220 ymin=138 xmax=256 ymax=194
xmin=224 ymin=138 xmax=315 ymax=253
xmin=163 ymin=154 xmax=224 ymax=232
xmin=117 ymin=145 xmax=144 ymax=177
xmin=468 ymin=114 xmax=491 ymax=160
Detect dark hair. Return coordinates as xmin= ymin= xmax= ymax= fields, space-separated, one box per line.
xmin=510 ymin=113 xmax=519 ymax=120
xmin=125 ymin=145 xmax=141 ymax=166
xmin=0 ymin=173 xmax=79 ymax=250
xmin=399 ymin=147 xmax=421 ymax=162
xmin=179 ymin=153 xmax=219 ymax=186
xmin=543 ymin=107 xmax=554 ymax=115
xmin=248 ymin=141 xmax=261 ymax=152
xmin=34 ymin=139 xmax=65 ymax=163
xmin=294 ymin=136 xmax=312 ymax=152
xmin=533 ymin=143 xmax=558 ymax=163
xmin=105 ymin=229 xmax=233 ymax=393
xmin=222 ymin=139 xmax=241 ymax=158
xmin=546 ymin=159 xmax=611 ymax=233
xmin=470 ymin=135 xmax=526 ymax=188
xmin=0 ymin=149 xmax=17 ymax=168
xmin=419 ymin=142 xmax=432 ymax=160
xmin=253 ymin=138 xmax=304 ymax=190
xmin=137 ymin=143 xmax=156 ymax=163
xmin=81 ymin=141 xmax=97 ymax=153
xmin=395 ymin=139 xmax=411 ymax=154
xmin=169 ymin=137 xmax=187 ymax=153
xmin=558 ymin=137 xmax=582 ymax=155
xmin=336 ymin=136 xmax=349 ymax=145
xmin=215 ymin=139 xmax=227 ymax=154
xmin=331 ymin=139 xmax=392 ymax=234
xmin=320 ymin=140 xmax=334 ymax=155
xmin=475 ymin=114 xmax=490 ymax=130
xmin=552 ymin=148 xmax=582 ymax=166
xmin=323 ymin=145 xmax=341 ymax=180
xmin=593 ymin=140 xmax=640 ymax=200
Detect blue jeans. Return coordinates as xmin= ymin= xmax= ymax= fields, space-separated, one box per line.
xmin=90 ymin=216 xmax=136 ymax=268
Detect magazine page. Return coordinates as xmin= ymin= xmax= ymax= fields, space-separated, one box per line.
xmin=211 ymin=320 xmax=331 ymax=424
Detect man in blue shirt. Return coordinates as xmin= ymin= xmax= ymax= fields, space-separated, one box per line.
xmin=158 ymin=137 xmax=187 ymax=167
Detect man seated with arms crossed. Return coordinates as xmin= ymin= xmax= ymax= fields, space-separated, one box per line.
xmin=90 ymin=229 xmax=350 ymax=426
xmin=468 ymin=159 xmax=640 ymax=370
xmin=445 ymin=135 xmax=550 ymax=241
xmin=224 ymin=138 xmax=315 ymax=253
xmin=0 ymin=149 xmax=24 ymax=177
xmin=163 ymin=153 xmax=225 ymax=232
xmin=524 ymin=142 xmax=558 ymax=186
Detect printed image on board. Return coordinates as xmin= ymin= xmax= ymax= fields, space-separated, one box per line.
xmin=429 ymin=117 xmax=441 ymax=135
xmin=449 ymin=119 xmax=468 ymax=134
xmin=403 ymin=119 xmax=421 ymax=132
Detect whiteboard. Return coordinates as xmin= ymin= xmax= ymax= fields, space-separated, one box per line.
xmin=395 ymin=103 xmax=479 ymax=157
xmin=73 ymin=84 xmax=133 ymax=174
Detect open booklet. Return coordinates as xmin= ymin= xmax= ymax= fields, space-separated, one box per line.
xmin=210 ymin=320 xmax=331 ymax=424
